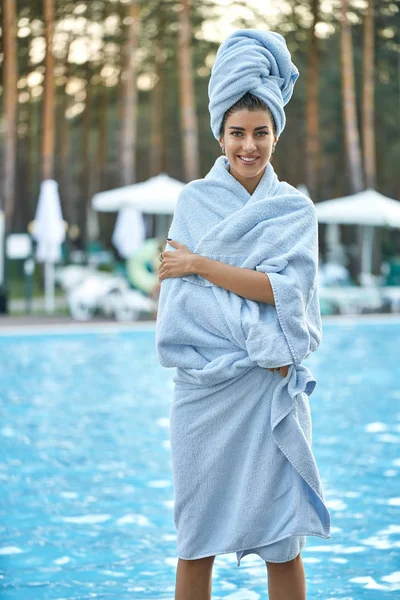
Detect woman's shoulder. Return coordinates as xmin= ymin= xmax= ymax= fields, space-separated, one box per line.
xmin=276 ymin=180 xmax=316 ymax=211
xmin=181 ymin=175 xmax=208 ymax=193
xmin=175 ymin=176 xmax=209 ymax=209
xmin=175 ymin=157 xmax=228 ymax=208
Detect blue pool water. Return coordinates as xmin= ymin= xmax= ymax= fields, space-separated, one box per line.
xmin=0 ymin=321 xmax=399 ymax=599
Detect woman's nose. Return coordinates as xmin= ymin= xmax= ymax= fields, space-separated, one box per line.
xmin=242 ymin=136 xmax=257 ymax=151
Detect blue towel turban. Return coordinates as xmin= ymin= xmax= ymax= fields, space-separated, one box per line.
xmin=208 ymin=29 xmax=300 ymax=140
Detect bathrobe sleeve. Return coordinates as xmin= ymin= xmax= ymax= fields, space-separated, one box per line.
xmin=156 ymin=187 xmax=208 ymax=369
xmin=257 ymin=200 xmax=322 ymax=366
xmin=245 ymin=197 xmax=322 ymax=368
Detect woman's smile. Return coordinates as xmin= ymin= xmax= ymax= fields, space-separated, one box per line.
xmin=237 ymin=155 xmax=260 ymax=166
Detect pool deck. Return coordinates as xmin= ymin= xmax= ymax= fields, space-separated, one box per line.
xmin=0 ymin=315 xmax=157 ymax=335
xmin=0 ymin=312 xmax=399 ymax=336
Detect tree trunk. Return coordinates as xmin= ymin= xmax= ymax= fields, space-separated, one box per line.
xmin=29 ymin=98 xmax=41 ymax=215
xmin=150 ymin=28 xmax=165 ymax=176
xmin=17 ymin=117 xmax=32 ymax=231
xmin=57 ymin=38 xmax=73 ymax=225
xmin=340 ymin=0 xmax=364 ymax=193
xmin=120 ymin=0 xmax=140 ymax=186
xmin=96 ymin=84 xmax=108 ymax=192
xmin=2 ymin=0 xmax=18 ymax=230
xmin=362 ymin=0 xmax=376 ymax=189
xmin=305 ymin=0 xmax=320 ymax=201
xmin=42 ymin=0 xmax=56 ymax=181
xmin=178 ymin=0 xmax=200 ymax=182
xmin=26 ymin=89 xmax=34 ymax=224
xmin=79 ymin=63 xmax=93 ymax=248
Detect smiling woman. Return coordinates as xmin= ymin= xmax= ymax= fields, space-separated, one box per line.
xmin=156 ymin=28 xmax=330 ymax=600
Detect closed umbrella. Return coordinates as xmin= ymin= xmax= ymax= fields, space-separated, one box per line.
xmin=0 ymin=210 xmax=5 ymax=314
xmin=112 ymin=206 xmax=145 ymax=259
xmin=0 ymin=210 xmax=4 ymax=290
xmin=32 ymin=179 xmax=66 ymax=313
xmin=315 ymin=189 xmax=400 ymax=282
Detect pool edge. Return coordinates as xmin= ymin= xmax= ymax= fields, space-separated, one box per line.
xmin=0 ymin=320 xmax=157 ymax=337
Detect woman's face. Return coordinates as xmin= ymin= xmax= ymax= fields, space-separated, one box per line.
xmin=219 ymin=109 xmax=277 ymax=194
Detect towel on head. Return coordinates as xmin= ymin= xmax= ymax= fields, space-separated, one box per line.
xmin=208 ymin=29 xmax=299 ymax=139
xmin=155 ymin=156 xmax=331 ymax=564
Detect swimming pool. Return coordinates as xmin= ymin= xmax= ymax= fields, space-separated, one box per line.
xmin=0 ymin=320 xmax=399 ymax=599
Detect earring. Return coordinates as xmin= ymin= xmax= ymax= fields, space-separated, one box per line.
xmin=272 ymin=144 xmax=276 ymax=153
xmin=220 ymin=145 xmax=225 ymax=155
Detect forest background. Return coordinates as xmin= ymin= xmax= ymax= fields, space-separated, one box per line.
xmin=1 ymin=0 xmax=399 ymax=254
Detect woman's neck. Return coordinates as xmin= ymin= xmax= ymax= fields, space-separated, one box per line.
xmin=228 ymin=165 xmax=266 ymax=195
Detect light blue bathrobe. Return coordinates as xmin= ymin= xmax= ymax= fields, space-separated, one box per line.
xmin=156 ymin=156 xmax=331 ymax=565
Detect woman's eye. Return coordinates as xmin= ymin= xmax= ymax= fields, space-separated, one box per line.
xmin=231 ymin=131 xmax=268 ymax=137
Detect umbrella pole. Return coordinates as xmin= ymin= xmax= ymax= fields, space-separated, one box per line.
xmin=0 ymin=212 xmax=7 ymax=314
xmin=360 ymin=225 xmax=374 ymax=285
xmin=45 ymin=261 xmax=55 ymax=314
xmin=326 ymin=223 xmax=341 ymax=262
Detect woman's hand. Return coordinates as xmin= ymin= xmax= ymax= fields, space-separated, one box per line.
xmin=267 ymin=366 xmax=289 ymax=378
xmin=159 ymin=239 xmax=196 ymax=281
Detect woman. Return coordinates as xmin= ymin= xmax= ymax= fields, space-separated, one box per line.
xmin=156 ymin=30 xmax=331 ymax=600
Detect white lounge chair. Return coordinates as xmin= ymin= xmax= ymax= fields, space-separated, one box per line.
xmin=67 ymin=273 xmax=129 ymax=321
xmin=67 ymin=273 xmax=156 ymax=321
xmin=318 ymin=286 xmax=383 ymax=315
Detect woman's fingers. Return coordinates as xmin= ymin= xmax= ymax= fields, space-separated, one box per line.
xmin=159 ymin=246 xmax=193 ymax=281
xmin=166 ymin=239 xmax=181 ymax=248
xmin=266 ymin=366 xmax=289 ymax=378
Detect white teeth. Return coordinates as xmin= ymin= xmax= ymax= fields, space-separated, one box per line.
xmin=239 ymin=156 xmax=258 ymax=162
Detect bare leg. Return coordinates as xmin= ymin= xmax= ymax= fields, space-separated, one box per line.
xmin=175 ymin=555 xmax=215 ymax=600
xmin=266 ymin=553 xmax=306 ymax=600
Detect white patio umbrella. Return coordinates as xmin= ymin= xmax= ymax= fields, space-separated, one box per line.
xmin=92 ymin=173 xmax=185 ymax=214
xmin=315 ymin=189 xmax=400 ymax=282
xmin=32 ymin=179 xmax=66 ymax=313
xmin=112 ymin=205 xmax=145 ymax=258
xmin=0 ymin=210 xmax=4 ymax=290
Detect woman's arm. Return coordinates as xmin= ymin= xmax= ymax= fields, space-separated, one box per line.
xmin=159 ymin=239 xmax=288 ymax=374
xmin=192 ymin=254 xmax=275 ymax=305
xmin=159 ymin=239 xmax=275 ymax=305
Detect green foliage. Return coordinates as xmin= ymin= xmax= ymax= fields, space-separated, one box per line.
xmin=4 ymin=0 xmax=400 ymax=240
